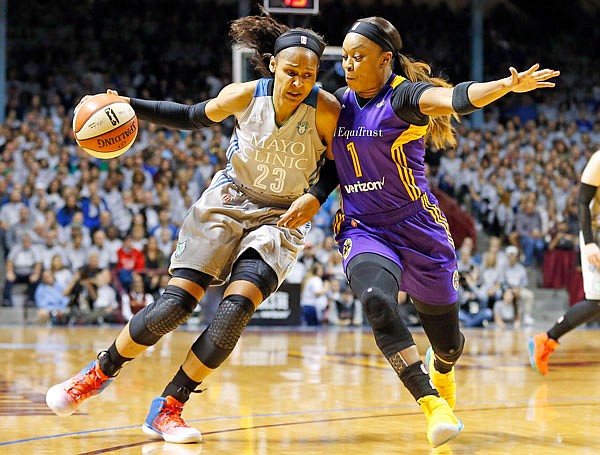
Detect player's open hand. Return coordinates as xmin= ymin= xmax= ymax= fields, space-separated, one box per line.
xmin=277 ymin=193 xmax=321 ymax=230
xmin=584 ymin=242 xmax=600 ymax=267
xmin=507 ymin=64 xmax=560 ymax=93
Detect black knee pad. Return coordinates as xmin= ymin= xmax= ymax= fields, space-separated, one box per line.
xmin=347 ymin=253 xmax=401 ymax=299
xmin=360 ymin=287 xmax=415 ymax=357
xmin=129 ymin=285 xmax=199 ymax=345
xmin=415 ymin=300 xmax=464 ymax=364
xmin=230 ymin=256 xmax=278 ymax=300
xmin=361 ymin=287 xmax=399 ymax=329
xmin=191 ymin=294 xmax=255 ymax=369
xmin=430 ymin=331 xmax=465 ymax=365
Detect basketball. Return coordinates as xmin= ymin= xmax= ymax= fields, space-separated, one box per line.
xmin=73 ymin=93 xmax=138 ymax=159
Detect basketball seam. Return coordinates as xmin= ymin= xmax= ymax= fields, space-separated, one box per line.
xmin=74 ymin=99 xmax=134 ymax=134
xmin=75 ymin=113 xmax=136 ymax=140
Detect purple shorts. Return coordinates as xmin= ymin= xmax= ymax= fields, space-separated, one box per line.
xmin=335 ymin=206 xmax=459 ymax=306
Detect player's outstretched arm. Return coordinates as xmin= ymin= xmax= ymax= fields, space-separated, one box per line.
xmin=419 ymin=64 xmax=560 ymax=117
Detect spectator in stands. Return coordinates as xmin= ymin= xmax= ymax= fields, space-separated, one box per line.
xmin=81 ymin=190 xmax=110 ymax=231
xmin=437 ymin=147 xmax=461 ymax=198
xmin=45 ymin=179 xmax=64 ymax=212
xmin=121 ymin=273 xmax=153 ymax=322
xmin=104 ymin=224 xmax=122 ymax=265
xmin=478 ymin=249 xmax=504 ymax=311
xmin=39 ymin=229 xmax=66 ymax=271
xmin=89 ymin=229 xmax=113 ymax=269
xmin=68 ymin=252 xmax=103 ymax=316
xmin=494 ymin=287 xmax=520 ymax=329
xmin=502 ymin=245 xmax=535 ymax=326
xmin=547 ymin=220 xmax=577 ymax=252
xmin=150 ymin=208 xmax=178 ymax=241
xmin=328 ymin=284 xmax=363 ymax=326
xmin=56 ymin=192 xmax=80 ymax=227
xmin=3 ymin=233 xmax=41 ymax=307
xmin=63 ymin=227 xmax=88 ymax=271
xmin=514 ymin=198 xmax=546 ymax=267
xmin=5 ymin=205 xmax=33 ymax=252
xmin=315 ymin=235 xmax=336 ymax=264
xmin=156 ymin=227 xmax=175 ymax=259
xmin=301 ymin=262 xmax=330 ymax=326
xmin=324 ymin=248 xmax=346 ymax=283
xmin=130 ymin=223 xmax=147 ymax=251
xmin=457 ymin=244 xmax=492 ymax=327
xmin=142 ymin=236 xmax=169 ymax=293
xmin=50 ymin=254 xmax=74 ymax=292
xmin=116 ymin=233 xmax=145 ymax=291
xmin=34 ymin=269 xmax=70 ymax=325
xmin=0 ymin=186 xmax=26 ymax=255
xmin=59 ymin=211 xmax=91 ymax=247
xmin=82 ymin=269 xmax=122 ymax=324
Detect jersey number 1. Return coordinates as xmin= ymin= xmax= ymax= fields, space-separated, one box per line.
xmin=347 ymin=142 xmax=363 ymax=177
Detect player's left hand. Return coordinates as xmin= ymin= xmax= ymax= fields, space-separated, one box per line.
xmin=508 ymin=64 xmax=560 ymax=93
xmin=278 ymin=193 xmax=321 ymax=229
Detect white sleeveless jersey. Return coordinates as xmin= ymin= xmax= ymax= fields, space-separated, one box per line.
xmin=224 ymin=78 xmax=326 ymax=207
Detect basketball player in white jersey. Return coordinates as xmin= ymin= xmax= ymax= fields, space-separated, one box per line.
xmin=530 ymin=149 xmax=600 ymax=375
xmin=46 ymin=12 xmax=340 ymax=443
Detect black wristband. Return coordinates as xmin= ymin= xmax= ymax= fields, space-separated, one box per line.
xmin=451 ymin=81 xmax=478 ymax=115
xmin=308 ymin=158 xmax=338 ymax=205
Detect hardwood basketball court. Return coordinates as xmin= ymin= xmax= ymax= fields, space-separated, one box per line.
xmin=1 ymin=325 xmax=599 ymax=454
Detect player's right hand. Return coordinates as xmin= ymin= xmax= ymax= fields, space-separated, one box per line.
xmin=74 ymin=89 xmax=122 ymax=114
xmin=584 ymin=242 xmax=600 ymax=266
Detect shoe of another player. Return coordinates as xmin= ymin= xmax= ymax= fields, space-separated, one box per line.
xmin=142 ymin=396 xmax=202 ymax=444
xmin=426 ymin=347 xmax=456 ymax=409
xmin=46 ymin=359 xmax=113 ymax=416
xmin=418 ymin=395 xmax=463 ymax=448
xmin=528 ymin=333 xmax=559 ymax=375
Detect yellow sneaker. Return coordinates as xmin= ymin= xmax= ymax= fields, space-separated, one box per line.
xmin=426 ymin=347 xmax=456 ymax=409
xmin=417 ymin=395 xmax=463 ymax=448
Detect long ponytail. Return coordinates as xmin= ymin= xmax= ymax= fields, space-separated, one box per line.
xmin=229 ymin=10 xmax=289 ymax=78
xmin=397 ymin=54 xmax=458 ymax=150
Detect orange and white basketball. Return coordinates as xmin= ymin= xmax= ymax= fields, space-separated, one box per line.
xmin=73 ymin=93 xmax=138 ymax=159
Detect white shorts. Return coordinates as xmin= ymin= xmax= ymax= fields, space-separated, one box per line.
xmin=170 ymin=172 xmax=309 ymax=287
xmin=580 ymin=232 xmax=600 ymax=300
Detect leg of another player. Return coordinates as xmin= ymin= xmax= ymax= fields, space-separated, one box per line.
xmin=529 ymin=299 xmax=600 ymax=375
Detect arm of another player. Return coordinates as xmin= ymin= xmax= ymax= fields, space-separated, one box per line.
xmin=97 ymin=83 xmax=256 ymax=129
xmin=579 ymin=150 xmax=600 ymax=266
xmin=418 ymin=64 xmax=560 ymax=117
xmin=277 ymin=90 xmax=341 ymax=229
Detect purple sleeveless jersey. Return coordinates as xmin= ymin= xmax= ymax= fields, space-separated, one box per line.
xmin=333 ymin=75 xmax=458 ymax=305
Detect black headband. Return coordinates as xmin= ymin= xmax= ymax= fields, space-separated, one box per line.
xmin=348 ymin=21 xmax=396 ymax=53
xmin=274 ymin=30 xmax=326 ymax=58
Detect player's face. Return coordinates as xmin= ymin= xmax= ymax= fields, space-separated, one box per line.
xmin=342 ymin=33 xmax=390 ymax=96
xmin=271 ymin=48 xmax=319 ymax=106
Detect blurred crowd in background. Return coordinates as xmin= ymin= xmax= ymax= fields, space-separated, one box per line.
xmin=1 ymin=0 xmax=599 ymax=328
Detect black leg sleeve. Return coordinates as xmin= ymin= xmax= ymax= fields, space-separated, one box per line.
xmin=548 ymin=300 xmax=600 ymax=341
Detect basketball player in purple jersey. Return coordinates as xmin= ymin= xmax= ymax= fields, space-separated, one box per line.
xmin=282 ymin=16 xmax=559 ymax=447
